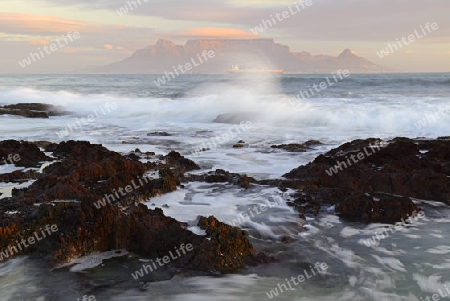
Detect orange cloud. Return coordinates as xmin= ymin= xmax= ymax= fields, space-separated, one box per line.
xmin=0 ymin=13 xmax=86 ymax=34
xmin=29 ymin=39 xmax=49 ymax=46
xmin=103 ymin=44 xmax=129 ymax=51
xmin=181 ymin=28 xmax=258 ymax=38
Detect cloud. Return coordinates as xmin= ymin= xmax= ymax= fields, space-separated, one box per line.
xmin=29 ymin=39 xmax=50 ymax=46
xmin=39 ymin=0 xmax=450 ymax=42
xmin=179 ymin=28 xmax=257 ymax=38
xmin=0 ymin=12 xmax=155 ymax=50
xmin=103 ymin=44 xmax=129 ymax=51
xmin=0 ymin=12 xmax=156 ymax=72
xmin=0 ymin=13 xmax=86 ymax=35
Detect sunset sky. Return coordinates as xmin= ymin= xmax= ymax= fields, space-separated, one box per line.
xmin=1 ymin=0 xmax=449 ymax=73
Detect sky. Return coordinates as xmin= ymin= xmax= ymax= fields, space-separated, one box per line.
xmin=0 ymin=0 xmax=449 ymax=73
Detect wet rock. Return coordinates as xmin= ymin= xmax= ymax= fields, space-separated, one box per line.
xmin=279 ymin=138 xmax=450 ymax=222
xmin=186 ymin=169 xmax=255 ymax=189
xmin=193 ymin=216 xmax=274 ymax=273
xmin=271 ymin=140 xmax=323 ymax=152
xmin=335 ymin=193 xmax=418 ymax=223
xmin=271 ymin=143 xmax=307 ymax=152
xmin=0 ymin=140 xmax=52 ymax=167
xmin=147 ymin=132 xmax=172 ymax=137
xmin=163 ymin=151 xmax=200 ymax=172
xmin=281 ymin=236 xmax=292 ymax=243
xmin=0 ymin=103 xmax=69 ymax=118
xmin=0 ymin=140 xmax=269 ymax=275
xmin=233 ymin=143 xmax=245 ymax=148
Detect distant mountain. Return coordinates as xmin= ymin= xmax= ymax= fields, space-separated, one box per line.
xmin=97 ymin=38 xmax=385 ymax=74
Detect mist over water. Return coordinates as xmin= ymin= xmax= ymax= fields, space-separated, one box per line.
xmin=0 ymin=73 xmax=449 ymax=300
xmin=0 ymin=73 xmax=449 ymax=139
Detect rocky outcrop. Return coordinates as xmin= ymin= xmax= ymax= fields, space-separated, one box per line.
xmin=0 ymin=103 xmax=69 ymax=118
xmin=278 ymin=138 xmax=450 ymax=223
xmin=186 ymin=169 xmax=255 ymax=189
xmin=0 ymin=140 xmax=265 ymax=275
xmin=335 ymin=193 xmax=418 ymax=223
xmin=271 ymin=140 xmax=323 ymax=153
xmin=163 ymin=151 xmax=201 ymax=173
xmin=192 ymin=216 xmax=273 ymax=273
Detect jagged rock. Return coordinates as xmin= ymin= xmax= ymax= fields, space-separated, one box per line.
xmin=192 ymin=216 xmax=273 ymax=273
xmin=335 ymin=193 xmax=418 ymax=223
xmin=279 ymin=138 xmax=450 ymax=222
xmin=0 ymin=140 xmax=52 ymax=167
xmin=186 ymin=169 xmax=254 ymax=189
xmin=163 ymin=151 xmax=200 ymax=172
xmin=0 ymin=140 xmax=269 ymax=275
xmin=271 ymin=140 xmax=322 ymax=152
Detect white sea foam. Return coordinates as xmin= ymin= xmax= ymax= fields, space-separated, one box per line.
xmin=372 ymin=255 xmax=406 ymax=272
xmin=56 ymin=250 xmax=129 ymax=272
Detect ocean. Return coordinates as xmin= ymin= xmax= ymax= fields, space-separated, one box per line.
xmin=0 ymin=73 xmax=449 ymax=300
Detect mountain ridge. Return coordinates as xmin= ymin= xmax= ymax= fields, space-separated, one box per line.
xmin=98 ymin=38 xmax=386 ymax=74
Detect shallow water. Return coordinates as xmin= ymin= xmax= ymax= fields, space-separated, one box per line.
xmin=0 ymin=73 xmax=449 ymax=300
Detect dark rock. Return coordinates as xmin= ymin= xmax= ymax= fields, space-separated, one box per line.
xmin=277 ymin=138 xmax=450 ymax=222
xmin=271 ymin=140 xmax=323 ymax=152
xmin=335 ymin=193 xmax=418 ymax=223
xmin=163 ymin=151 xmax=200 ymax=172
xmin=271 ymin=143 xmax=307 ymax=152
xmin=0 ymin=140 xmax=52 ymax=167
xmin=147 ymin=132 xmax=172 ymax=137
xmin=0 ymin=108 xmax=49 ymax=118
xmin=281 ymin=236 xmax=292 ymax=243
xmin=186 ymin=169 xmax=255 ymax=189
xmin=0 ymin=140 xmax=269 ymax=275
xmin=0 ymin=103 xmax=69 ymax=118
xmin=192 ymin=216 xmax=273 ymax=273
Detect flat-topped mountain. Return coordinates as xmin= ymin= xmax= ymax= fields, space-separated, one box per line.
xmin=98 ymin=38 xmax=385 ymax=73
